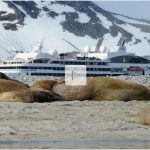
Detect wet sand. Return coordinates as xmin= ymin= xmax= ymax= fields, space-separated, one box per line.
xmin=0 ymin=100 xmax=150 ymax=149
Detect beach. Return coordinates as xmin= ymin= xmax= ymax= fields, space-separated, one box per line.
xmin=0 ymin=76 xmax=150 ymax=148
xmin=1 ymin=100 xmax=150 ymax=149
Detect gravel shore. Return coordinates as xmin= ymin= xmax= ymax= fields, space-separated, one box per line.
xmin=10 ymin=75 xmax=150 ymax=86
xmin=0 ymin=75 xmax=150 ymax=149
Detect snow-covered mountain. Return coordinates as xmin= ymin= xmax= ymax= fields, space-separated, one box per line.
xmin=0 ymin=1 xmax=150 ymax=59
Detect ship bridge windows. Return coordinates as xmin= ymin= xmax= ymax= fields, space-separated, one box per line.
xmin=49 ymin=60 xmax=108 ymax=66
xmin=111 ymin=68 xmax=123 ymax=72
xmin=51 ymin=61 xmax=60 ymax=64
xmin=33 ymin=58 xmax=50 ymax=63
xmin=31 ymin=73 xmax=65 ymax=76
xmin=87 ymin=68 xmax=110 ymax=71
xmin=110 ymin=55 xmax=150 ymax=63
xmin=3 ymin=61 xmax=24 ymax=64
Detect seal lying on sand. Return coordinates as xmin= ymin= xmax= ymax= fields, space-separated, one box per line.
xmin=32 ymin=77 xmax=150 ymax=101
xmin=1 ymin=76 xmax=150 ymax=103
xmin=0 ymin=72 xmax=29 ymax=87
xmin=0 ymin=79 xmax=28 ymax=93
xmin=0 ymin=79 xmax=64 ymax=102
xmin=137 ymin=106 xmax=150 ymax=125
xmin=0 ymin=79 xmax=29 ymax=102
xmin=0 ymin=89 xmax=64 ymax=103
xmin=31 ymin=80 xmax=57 ymax=91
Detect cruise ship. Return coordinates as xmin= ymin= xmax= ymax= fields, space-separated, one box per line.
xmin=0 ymin=37 xmax=150 ymax=77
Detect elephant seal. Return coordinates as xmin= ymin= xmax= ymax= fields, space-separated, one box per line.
xmin=0 ymin=72 xmax=29 ymax=87
xmin=137 ymin=106 xmax=150 ymax=125
xmin=0 ymin=88 xmax=64 ymax=103
xmin=0 ymin=78 xmax=64 ymax=103
xmin=29 ymin=88 xmax=65 ymax=102
xmin=0 ymin=90 xmax=32 ymax=102
xmin=0 ymin=79 xmax=28 ymax=93
xmin=53 ymin=77 xmax=150 ymax=101
xmin=32 ymin=77 xmax=150 ymax=101
xmin=31 ymin=80 xmax=57 ymax=91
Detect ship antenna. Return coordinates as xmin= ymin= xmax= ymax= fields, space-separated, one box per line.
xmin=62 ymin=38 xmax=81 ymax=52
xmin=39 ymin=38 xmax=45 ymax=52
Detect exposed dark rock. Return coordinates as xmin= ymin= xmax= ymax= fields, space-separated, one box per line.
xmin=0 ymin=13 xmax=17 ymax=22
xmin=42 ymin=6 xmax=50 ymax=12
xmin=0 ymin=11 xmax=7 ymax=15
xmin=3 ymin=23 xmax=17 ymax=31
xmin=51 ymin=1 xmax=131 ymax=41
xmin=109 ymin=24 xmax=133 ymax=42
xmin=12 ymin=1 xmax=40 ymax=19
xmin=1 ymin=1 xmax=25 ymax=30
xmin=48 ymin=11 xmax=58 ymax=19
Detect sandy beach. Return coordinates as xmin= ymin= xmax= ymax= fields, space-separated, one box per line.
xmin=1 ymin=100 xmax=150 ymax=149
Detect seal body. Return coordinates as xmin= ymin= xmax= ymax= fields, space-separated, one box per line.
xmin=53 ymin=77 xmax=150 ymax=101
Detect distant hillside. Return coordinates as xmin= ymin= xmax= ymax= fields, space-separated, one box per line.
xmin=0 ymin=1 xmax=150 ymax=59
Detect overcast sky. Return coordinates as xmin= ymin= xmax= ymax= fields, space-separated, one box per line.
xmin=95 ymin=1 xmax=150 ymax=20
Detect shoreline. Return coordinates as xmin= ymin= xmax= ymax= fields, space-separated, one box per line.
xmin=0 ymin=100 xmax=150 ymax=148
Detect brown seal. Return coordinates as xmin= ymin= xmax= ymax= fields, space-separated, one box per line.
xmin=53 ymin=77 xmax=150 ymax=101
xmin=137 ymin=106 xmax=150 ymax=125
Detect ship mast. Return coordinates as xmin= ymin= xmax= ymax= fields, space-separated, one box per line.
xmin=38 ymin=38 xmax=45 ymax=52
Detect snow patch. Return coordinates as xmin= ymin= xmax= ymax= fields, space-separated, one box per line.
xmin=95 ymin=12 xmax=112 ymax=29
xmin=77 ymin=13 xmax=90 ymax=23
xmin=117 ymin=23 xmax=150 ymax=56
xmin=102 ymin=33 xmax=121 ymax=51
xmin=2 ymin=20 xmax=18 ymax=24
xmin=49 ymin=3 xmax=75 ymax=14
xmin=11 ymin=1 xmax=28 ymax=16
xmin=0 ymin=2 xmax=15 ymax=14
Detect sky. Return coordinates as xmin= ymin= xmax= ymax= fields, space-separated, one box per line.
xmin=95 ymin=1 xmax=150 ymax=20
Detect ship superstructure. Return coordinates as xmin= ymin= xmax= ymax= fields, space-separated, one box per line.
xmin=0 ymin=37 xmax=150 ymax=76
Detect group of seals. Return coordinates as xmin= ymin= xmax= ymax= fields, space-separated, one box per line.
xmin=31 ymin=76 xmax=150 ymax=101
xmin=0 ymin=72 xmax=64 ymax=102
xmin=1 ymin=73 xmax=150 ymax=102
xmin=1 ymin=72 xmax=150 ymax=125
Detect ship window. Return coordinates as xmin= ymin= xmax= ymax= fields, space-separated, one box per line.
xmin=55 ymin=61 xmax=59 ymax=64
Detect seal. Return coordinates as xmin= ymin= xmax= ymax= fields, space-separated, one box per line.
xmin=53 ymin=77 xmax=150 ymax=101
xmin=0 ymin=79 xmax=28 ymax=93
xmin=137 ymin=106 xmax=150 ymax=125
xmin=0 ymin=88 xmax=64 ymax=103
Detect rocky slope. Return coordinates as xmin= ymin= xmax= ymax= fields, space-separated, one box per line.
xmin=0 ymin=1 xmax=150 ymax=58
